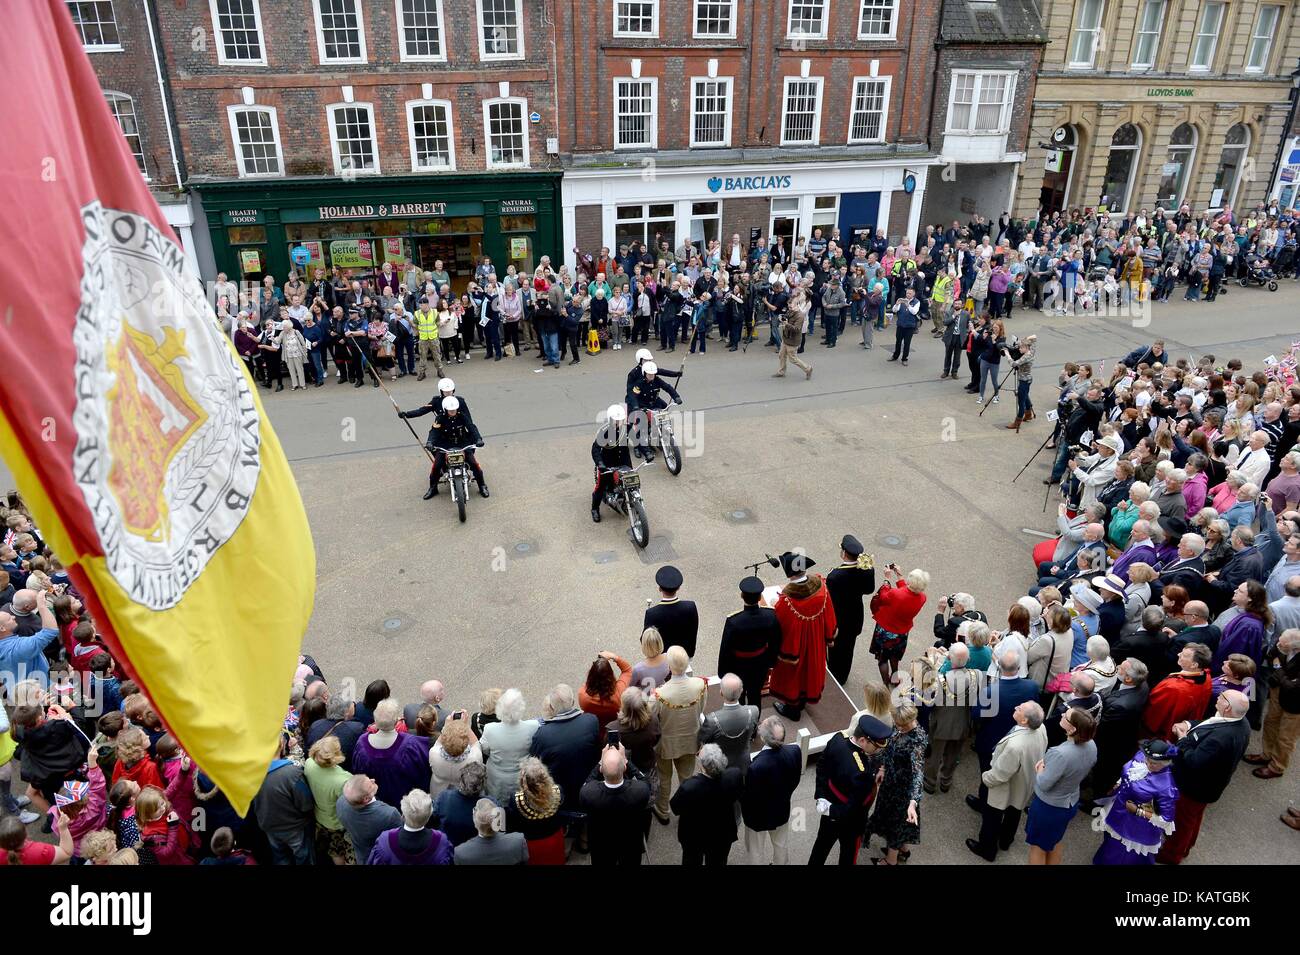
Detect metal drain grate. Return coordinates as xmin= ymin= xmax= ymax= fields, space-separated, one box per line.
xmin=637 ymin=536 xmax=678 ymax=564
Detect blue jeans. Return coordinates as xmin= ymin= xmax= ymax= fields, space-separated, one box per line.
xmin=268 ymin=828 xmax=314 ymax=865
xmin=979 ymin=359 xmax=1001 ymax=399
xmin=308 ymin=349 xmax=325 ymax=383
xmin=396 ymin=337 xmax=415 ymax=374
xmin=542 ymin=331 xmax=560 ymax=364
xmin=1049 ymin=440 xmax=1072 ymax=482
xmin=1016 ymin=378 xmax=1032 ymax=418
xmin=484 ymin=320 xmax=503 ymax=358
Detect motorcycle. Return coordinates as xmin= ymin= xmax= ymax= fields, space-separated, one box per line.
xmin=641 ymin=399 xmax=683 ymax=476
xmin=599 ymin=462 xmax=651 ymax=548
xmin=433 ymin=443 xmax=478 ymax=523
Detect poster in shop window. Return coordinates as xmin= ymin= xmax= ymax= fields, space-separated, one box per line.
xmin=239 ymin=248 xmax=261 ymax=274
xmin=510 ymin=236 xmax=529 ymax=259
xmin=384 ymin=237 xmax=405 ymax=266
xmin=329 ymin=238 xmax=373 ymax=269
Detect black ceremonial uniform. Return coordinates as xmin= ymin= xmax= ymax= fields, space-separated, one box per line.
xmin=427 ymin=408 xmax=485 ymax=490
xmin=404 ymin=395 xmax=476 ymax=444
xmin=808 ymin=731 xmax=881 ymax=865
xmin=825 ymin=556 xmax=876 ymax=686
xmin=643 ymin=597 xmax=699 ymax=659
xmin=717 ymin=605 xmax=782 ymax=707
xmin=625 ymin=363 xmax=682 ymax=409
xmin=591 ymin=422 xmax=632 ymax=513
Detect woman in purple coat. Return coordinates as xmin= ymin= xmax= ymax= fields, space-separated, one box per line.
xmin=1093 ymin=739 xmax=1179 ymax=865
xmin=366 ymin=789 xmax=453 ymax=865
xmin=1214 ymin=581 xmax=1271 ymax=671
xmin=349 ymin=700 xmax=432 ymax=809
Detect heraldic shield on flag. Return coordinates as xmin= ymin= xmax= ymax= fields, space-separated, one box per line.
xmin=72 ymin=202 xmax=263 ymax=611
xmin=0 ymin=0 xmax=315 ymax=815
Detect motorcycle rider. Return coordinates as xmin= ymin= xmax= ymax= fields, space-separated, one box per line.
xmin=591 ymin=404 xmax=632 ymax=523
xmin=411 ymin=396 xmax=488 ymax=501
xmin=625 ymin=348 xmax=682 ymax=411
xmin=399 ymin=377 xmax=478 ymax=436
xmin=628 ymin=360 xmax=681 ymax=463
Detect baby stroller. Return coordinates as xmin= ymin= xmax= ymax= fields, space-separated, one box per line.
xmin=1238 ymin=254 xmax=1279 ymax=292
xmin=1273 ymin=244 xmax=1296 ymax=280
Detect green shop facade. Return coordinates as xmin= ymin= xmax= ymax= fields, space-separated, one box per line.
xmin=198 ymin=171 xmax=561 ymax=295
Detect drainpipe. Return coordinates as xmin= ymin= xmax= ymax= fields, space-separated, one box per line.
xmin=143 ymin=0 xmax=185 ymax=190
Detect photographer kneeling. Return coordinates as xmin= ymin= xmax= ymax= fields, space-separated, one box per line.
xmin=933 ymin=592 xmax=987 ymax=649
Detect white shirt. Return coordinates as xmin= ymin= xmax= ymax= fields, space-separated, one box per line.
xmin=1233 ymin=447 xmax=1270 ymax=487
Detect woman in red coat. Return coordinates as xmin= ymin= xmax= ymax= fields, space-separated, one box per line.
xmin=869 ymin=566 xmax=930 ymax=686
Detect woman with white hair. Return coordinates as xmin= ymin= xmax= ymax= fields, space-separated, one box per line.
xmin=366 ymin=789 xmax=453 ymax=865
xmin=348 ymin=699 xmax=432 ymax=810
xmin=479 ymin=689 xmax=539 ymax=805
xmin=1077 ymin=635 xmax=1118 ymax=694
xmin=1120 ymin=564 xmax=1158 ymax=636
xmin=428 ymin=712 xmax=484 ymax=792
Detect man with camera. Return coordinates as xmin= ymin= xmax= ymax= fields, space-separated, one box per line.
xmin=933 ymin=592 xmax=987 ymax=649
xmin=1046 ymin=381 xmax=1104 ymax=486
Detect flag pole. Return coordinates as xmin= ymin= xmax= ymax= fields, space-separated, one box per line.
xmin=344 ymin=334 xmax=436 ymax=465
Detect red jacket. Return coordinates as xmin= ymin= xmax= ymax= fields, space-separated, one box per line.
xmin=112 ymin=757 xmax=164 ymax=793
xmin=870 ymin=581 xmax=926 ymax=635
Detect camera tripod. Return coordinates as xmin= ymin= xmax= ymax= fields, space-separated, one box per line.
xmin=1011 ymin=426 xmax=1061 ymax=512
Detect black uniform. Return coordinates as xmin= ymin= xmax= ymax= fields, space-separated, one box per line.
xmin=591 ymin=423 xmax=632 ymax=513
xmin=628 ymin=374 xmax=682 ymax=457
xmin=624 ymin=363 xmax=682 ymax=409
xmin=643 ymin=597 xmax=699 ymax=659
xmin=825 ymin=558 xmax=875 ymax=686
xmin=403 ymin=394 xmax=476 ymax=440
xmin=427 ymin=408 xmax=485 ymax=489
xmin=809 ymin=732 xmax=881 ymax=865
xmin=716 ymin=605 xmax=782 ymax=707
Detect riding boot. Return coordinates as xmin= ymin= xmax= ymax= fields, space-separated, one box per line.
xmin=477 ymin=480 xmax=490 ymax=499
xmin=1023 ymin=408 xmax=1035 ymax=421
xmin=423 ymin=475 xmax=439 ymax=500
xmin=1006 ymin=416 xmax=1022 ymax=432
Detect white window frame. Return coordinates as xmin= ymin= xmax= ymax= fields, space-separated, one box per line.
xmin=226 ymin=104 xmax=285 ymax=179
xmin=857 ymin=0 xmax=899 ymax=40
xmin=477 ymin=0 xmax=525 ymax=61
xmin=326 ymin=102 xmax=381 ymax=176
xmin=689 ymin=76 xmax=734 ymax=149
xmin=1067 ymin=0 xmax=1105 ymax=69
xmin=787 ymin=0 xmax=828 ymax=39
xmin=105 ymin=92 xmax=148 ymax=180
xmin=780 ymin=76 xmax=824 ymax=147
xmin=693 ymin=0 xmax=738 ymax=39
xmin=1189 ymin=0 xmax=1225 ymax=72
xmin=847 ymin=75 xmax=891 ymax=144
xmin=405 ymin=99 xmax=457 ymax=172
xmin=68 ymin=1 xmax=123 ymax=52
xmin=1214 ymin=125 xmax=1250 ymax=209
xmin=1130 ymin=0 xmax=1165 ymax=70
xmin=312 ymin=0 xmax=368 ymax=65
xmin=1245 ymin=4 xmax=1282 ymax=73
xmin=209 ymin=0 xmax=267 ymax=66
xmin=394 ymin=0 xmax=448 ymax=63
xmin=483 ymin=97 xmax=530 ymax=169
xmin=945 ymin=70 xmax=1016 ymax=135
xmin=612 ymin=77 xmax=658 ymax=151
xmin=613 ymin=0 xmax=659 ymax=37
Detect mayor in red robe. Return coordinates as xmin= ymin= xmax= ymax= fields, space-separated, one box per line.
xmin=769 ymin=551 xmax=837 ymax=719
xmin=1140 ymin=643 xmax=1214 ymax=741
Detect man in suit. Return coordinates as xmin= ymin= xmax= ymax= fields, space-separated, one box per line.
xmin=453 ymin=799 xmax=529 ymax=865
xmin=1152 ymin=532 xmax=1207 ymax=604
xmin=1168 ymin=600 xmax=1221 ymax=661
xmin=402 ymin=680 xmax=446 ymax=734
xmin=967 ymin=700 xmax=1047 ymax=861
xmin=1086 ymin=658 xmax=1151 ymax=801
xmin=578 ymin=745 xmax=652 ymax=866
xmin=1114 ymin=607 xmax=1172 ymax=682
xmin=1112 ymin=520 xmax=1160 ymax=582
xmin=716 ymin=576 xmax=782 ymax=707
xmin=740 ymin=717 xmax=802 ymax=864
xmin=528 ymin=684 xmax=601 ymax=813
xmin=643 ymin=565 xmax=699 ymax=659
xmin=698 ymin=673 xmax=759 ymax=774
xmin=825 ymin=534 xmax=876 ymax=685
xmin=808 ymin=715 xmax=891 ymax=865
xmin=1156 ymin=689 xmax=1252 ymax=864
xmin=1246 ymin=629 xmax=1300 ymax=779
xmin=969 ymin=651 xmax=1040 ymax=809
xmin=653 ymin=647 xmax=708 ymax=823
xmin=1204 ymin=526 xmax=1269 ymax=616
xmin=669 ymin=743 xmax=743 ymax=865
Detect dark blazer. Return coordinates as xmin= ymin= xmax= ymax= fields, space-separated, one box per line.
xmin=1172 ymin=717 xmax=1251 ymax=804
xmin=579 ymin=770 xmax=652 ymax=866
xmin=740 ymin=743 xmax=802 ymax=832
xmin=1114 ymin=629 xmax=1172 ymax=683
xmin=670 ymin=768 xmax=743 ymax=849
xmin=717 ymin=605 xmax=782 ymax=677
xmin=644 ymin=598 xmax=700 ymax=659
xmin=975 ymin=677 xmax=1041 ymax=754
xmin=528 ymin=710 xmax=601 ymax=811
xmin=1168 ymin=624 xmax=1221 ymax=663
xmin=1095 ymin=682 xmax=1150 ymax=785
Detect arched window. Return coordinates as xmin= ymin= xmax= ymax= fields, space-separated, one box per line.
xmin=1100 ymin=123 xmax=1141 ymax=212
xmin=1157 ymin=123 xmax=1198 ymax=210
xmin=1212 ymin=124 xmax=1249 ymax=210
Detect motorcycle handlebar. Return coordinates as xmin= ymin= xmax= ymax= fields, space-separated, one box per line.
xmin=432 ymin=444 xmax=478 ymax=453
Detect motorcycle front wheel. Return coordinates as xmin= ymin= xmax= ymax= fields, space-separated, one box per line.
xmin=660 ymin=427 xmax=682 ymax=476
xmin=629 ymin=499 xmax=650 ymax=548
xmin=1268 ymin=281 xmax=1278 ymax=292
xmin=456 ymin=473 xmax=468 ymax=523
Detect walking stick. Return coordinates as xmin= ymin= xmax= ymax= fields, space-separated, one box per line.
xmin=978 ymin=366 xmax=1016 ymax=418
xmin=346 ymin=335 xmax=436 ymax=465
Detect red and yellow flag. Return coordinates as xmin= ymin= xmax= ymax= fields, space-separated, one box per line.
xmin=0 ymin=1 xmax=315 ymax=813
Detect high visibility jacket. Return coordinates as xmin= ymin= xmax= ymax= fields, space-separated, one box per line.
xmin=931 ymin=274 xmax=953 ymax=304
xmin=414 ymin=308 xmax=439 ymax=341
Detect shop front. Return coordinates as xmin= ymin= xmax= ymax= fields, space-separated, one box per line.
xmin=562 ymin=160 xmax=931 ymax=270
xmin=196 ymin=173 xmax=561 ymax=294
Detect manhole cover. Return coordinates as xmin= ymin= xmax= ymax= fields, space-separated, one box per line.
xmin=382 ymin=618 xmax=403 ymax=631
xmin=555 ymin=472 xmax=571 ymax=480
xmin=377 ymin=612 xmax=417 ymax=636
xmin=511 ymin=540 xmax=539 ymax=558
xmin=723 ymin=507 xmax=757 ymax=524
xmin=637 ymin=536 xmax=678 ymax=564
xmin=593 ymin=550 xmax=618 ymax=564
xmin=878 ymin=534 xmax=907 ymax=550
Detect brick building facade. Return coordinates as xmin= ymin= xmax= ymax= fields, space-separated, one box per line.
xmin=66 ymin=0 xmax=200 ymax=271
xmin=554 ymin=0 xmax=943 ymax=266
xmin=920 ymin=0 xmax=1046 ymax=229
xmin=152 ymin=0 xmax=563 ymax=286
xmin=1017 ymin=0 xmax=1300 ymax=219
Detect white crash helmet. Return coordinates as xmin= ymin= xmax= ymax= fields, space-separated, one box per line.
xmin=635 ymin=348 xmax=653 ymax=363
xmin=606 ymin=404 xmax=627 ymax=423
xmin=642 ymin=361 xmax=658 ymax=376
xmin=437 ymin=377 xmax=455 ymax=394
xmin=441 ymin=396 xmax=460 ymax=412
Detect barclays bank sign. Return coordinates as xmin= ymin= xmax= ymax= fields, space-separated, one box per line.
xmin=707 ymin=174 xmax=794 ymax=194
